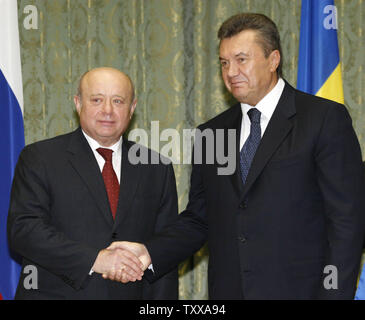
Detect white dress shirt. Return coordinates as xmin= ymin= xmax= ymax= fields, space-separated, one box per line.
xmin=239 ymin=78 xmax=285 ymax=150
xmin=82 ymin=130 xmax=122 ymax=183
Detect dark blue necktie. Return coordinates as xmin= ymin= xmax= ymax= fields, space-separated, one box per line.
xmin=240 ymin=108 xmax=261 ymax=184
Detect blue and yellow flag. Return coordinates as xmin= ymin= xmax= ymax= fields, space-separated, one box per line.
xmin=297 ymin=0 xmax=344 ymax=104
xmin=298 ymin=0 xmax=365 ymax=300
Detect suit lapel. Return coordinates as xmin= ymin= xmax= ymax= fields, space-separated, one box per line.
xmin=240 ymin=82 xmax=296 ymax=201
xmin=67 ymin=128 xmax=114 ymax=227
xmin=113 ymin=140 xmax=141 ymax=229
xmin=218 ymin=104 xmax=245 ymax=198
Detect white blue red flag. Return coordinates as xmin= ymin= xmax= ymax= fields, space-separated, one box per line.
xmin=0 ymin=0 xmax=24 ymax=300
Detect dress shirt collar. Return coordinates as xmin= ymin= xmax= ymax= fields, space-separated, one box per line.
xmin=81 ymin=130 xmax=123 ymax=154
xmin=240 ymin=78 xmax=285 ymax=120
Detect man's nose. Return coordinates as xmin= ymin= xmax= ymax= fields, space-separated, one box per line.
xmin=102 ymin=99 xmax=113 ymax=114
xmin=227 ymin=62 xmax=239 ymax=78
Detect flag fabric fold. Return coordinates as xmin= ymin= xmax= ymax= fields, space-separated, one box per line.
xmin=297 ymin=0 xmax=344 ymax=104
xmin=0 ymin=0 xmax=24 ymax=300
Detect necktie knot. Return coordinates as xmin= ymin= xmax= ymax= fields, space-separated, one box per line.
xmin=247 ymin=108 xmax=261 ymax=124
xmin=97 ymin=148 xmax=113 ymax=162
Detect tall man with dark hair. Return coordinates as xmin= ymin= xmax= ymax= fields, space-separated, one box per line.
xmin=109 ymin=13 xmax=365 ymax=299
xmin=7 ymin=67 xmax=178 ymax=299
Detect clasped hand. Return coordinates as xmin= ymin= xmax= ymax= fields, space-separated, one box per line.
xmin=92 ymin=241 xmax=151 ymax=283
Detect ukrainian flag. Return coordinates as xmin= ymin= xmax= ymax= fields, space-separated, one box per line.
xmin=297 ymin=0 xmax=365 ymax=300
xmin=297 ymin=0 xmax=344 ymax=104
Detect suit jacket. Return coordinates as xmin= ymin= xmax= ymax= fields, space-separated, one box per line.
xmin=145 ymin=81 xmax=365 ymax=299
xmin=7 ymin=128 xmax=178 ymax=300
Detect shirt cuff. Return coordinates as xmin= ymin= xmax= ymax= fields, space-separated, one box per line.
xmin=148 ymin=264 xmax=154 ymax=273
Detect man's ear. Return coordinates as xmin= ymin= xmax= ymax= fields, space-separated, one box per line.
xmin=130 ymin=99 xmax=137 ymax=119
xmin=74 ymin=95 xmax=82 ymax=115
xmin=269 ymin=50 xmax=281 ymax=74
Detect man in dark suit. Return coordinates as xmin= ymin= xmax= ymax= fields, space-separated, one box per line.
xmin=7 ymin=67 xmax=178 ymax=299
xmin=107 ymin=13 xmax=365 ymax=299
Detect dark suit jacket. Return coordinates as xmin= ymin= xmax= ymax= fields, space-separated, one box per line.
xmin=145 ymin=81 xmax=365 ymax=299
xmin=7 ymin=128 xmax=178 ymax=299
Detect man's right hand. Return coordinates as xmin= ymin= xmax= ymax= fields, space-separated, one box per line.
xmin=107 ymin=241 xmax=151 ymax=269
xmin=92 ymin=247 xmax=144 ymax=283
xmin=103 ymin=241 xmax=152 ymax=282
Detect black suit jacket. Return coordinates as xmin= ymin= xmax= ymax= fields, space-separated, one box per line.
xmin=7 ymin=128 xmax=178 ymax=299
xmin=145 ymin=82 xmax=365 ymax=299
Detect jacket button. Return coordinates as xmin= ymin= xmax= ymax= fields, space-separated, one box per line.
xmin=238 ymin=236 xmax=246 ymax=243
xmin=112 ymin=232 xmax=117 ymax=239
xmin=239 ymin=202 xmax=247 ymax=209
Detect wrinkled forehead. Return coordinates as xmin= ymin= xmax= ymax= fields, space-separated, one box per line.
xmin=79 ymin=68 xmax=134 ymax=100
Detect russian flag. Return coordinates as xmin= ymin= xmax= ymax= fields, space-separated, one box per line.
xmin=297 ymin=0 xmax=344 ymax=104
xmin=0 ymin=0 xmax=24 ymax=300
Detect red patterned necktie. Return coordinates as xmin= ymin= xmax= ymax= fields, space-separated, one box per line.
xmin=96 ymin=148 xmax=120 ymax=219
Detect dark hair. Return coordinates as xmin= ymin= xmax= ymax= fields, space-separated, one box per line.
xmin=218 ymin=13 xmax=283 ymax=78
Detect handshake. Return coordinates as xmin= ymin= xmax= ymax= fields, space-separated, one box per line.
xmin=91 ymin=241 xmax=150 ymax=283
